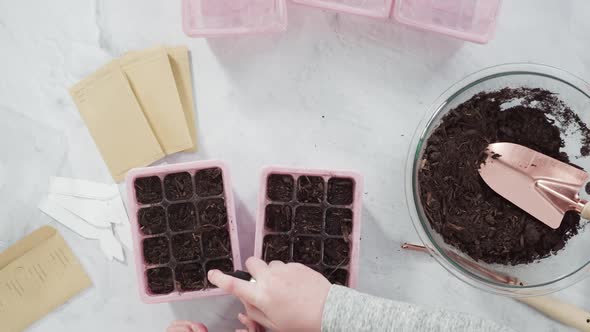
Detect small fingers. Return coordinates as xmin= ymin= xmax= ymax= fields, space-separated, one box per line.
xmin=167 ymin=321 xmax=208 ymax=332
xmin=208 ymin=270 xmax=260 ymax=306
xmin=245 ymin=257 xmax=269 ymax=279
xmin=238 ymin=313 xmax=265 ymax=332
xmin=268 ymin=260 xmax=285 ymax=268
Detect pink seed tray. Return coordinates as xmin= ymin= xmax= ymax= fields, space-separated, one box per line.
xmin=292 ymin=0 xmax=394 ymax=18
xmin=393 ymin=0 xmax=502 ymax=44
xmin=126 ymin=160 xmax=242 ymax=304
xmin=182 ymin=0 xmax=288 ymax=37
xmin=254 ymin=166 xmax=363 ymax=288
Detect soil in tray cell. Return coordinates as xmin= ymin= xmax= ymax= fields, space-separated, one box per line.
xmin=198 ymin=198 xmax=228 ymax=227
xmin=323 ymin=268 xmax=348 ymax=286
xmin=167 ymin=202 xmax=197 ymax=232
xmin=262 ymin=234 xmax=291 ymax=263
xmin=293 ymin=236 xmax=321 ymax=264
xmin=175 ymin=263 xmax=205 ymax=291
xmin=164 ymin=172 xmax=194 ymax=201
xmin=267 ymin=174 xmax=294 ymax=202
xmin=293 ymin=206 xmax=323 ymax=235
xmin=205 ymin=258 xmax=234 ymax=288
xmin=135 ymin=176 xmax=163 ymax=204
xmin=297 ymin=176 xmax=325 ymax=203
xmin=138 ymin=206 xmax=166 ymax=235
xmin=147 ymin=267 xmax=174 ymax=294
xmin=325 ymin=208 xmax=353 ymax=237
xmin=195 ymin=168 xmax=224 ymax=197
xmin=143 ymin=236 xmax=170 ymax=265
xmin=323 ymin=238 xmax=350 ymax=266
xmin=327 ymin=177 xmax=354 ymax=205
xmin=171 ymin=232 xmax=202 ymax=262
xmin=265 ymin=204 xmax=293 ymax=232
xmin=202 ymin=229 xmax=231 ymax=258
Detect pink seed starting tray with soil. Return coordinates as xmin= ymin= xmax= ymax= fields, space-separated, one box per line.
xmin=126 ymin=160 xmax=241 ymax=304
xmin=254 ymin=167 xmax=363 ymax=288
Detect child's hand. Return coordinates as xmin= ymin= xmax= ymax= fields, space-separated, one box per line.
xmin=208 ymin=257 xmax=332 ymax=332
xmin=166 ymin=321 xmax=208 ymax=332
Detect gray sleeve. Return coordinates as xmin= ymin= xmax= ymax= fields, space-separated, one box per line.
xmin=321 ymin=285 xmax=516 ymax=332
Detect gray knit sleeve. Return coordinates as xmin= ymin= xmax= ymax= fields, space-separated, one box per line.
xmin=321 ymin=285 xmax=516 ymax=332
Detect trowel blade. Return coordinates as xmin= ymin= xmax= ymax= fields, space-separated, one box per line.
xmin=479 ymin=143 xmax=588 ymax=229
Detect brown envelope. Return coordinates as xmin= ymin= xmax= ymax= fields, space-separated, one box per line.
xmin=120 ymin=48 xmax=193 ymax=154
xmin=167 ymin=46 xmax=198 ymax=151
xmin=70 ymin=63 xmax=165 ymax=182
xmin=0 ymin=226 xmax=92 ymax=332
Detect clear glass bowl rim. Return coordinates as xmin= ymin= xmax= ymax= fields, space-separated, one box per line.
xmin=404 ymin=63 xmax=590 ymax=297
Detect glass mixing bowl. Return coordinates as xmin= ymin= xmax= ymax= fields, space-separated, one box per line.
xmin=405 ymin=63 xmax=590 ymax=297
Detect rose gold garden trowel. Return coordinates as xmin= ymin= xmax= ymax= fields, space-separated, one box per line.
xmin=479 ymin=142 xmax=590 ymax=229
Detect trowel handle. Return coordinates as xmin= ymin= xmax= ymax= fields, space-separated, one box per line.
xmin=517 ymin=296 xmax=590 ymax=331
xmin=581 ymin=203 xmax=590 ymax=220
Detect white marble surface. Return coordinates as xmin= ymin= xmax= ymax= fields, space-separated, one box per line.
xmin=1 ymin=0 xmax=590 ymax=331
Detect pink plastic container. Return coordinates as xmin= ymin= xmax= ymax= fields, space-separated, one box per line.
xmin=393 ymin=0 xmax=502 ymax=44
xmin=126 ymin=160 xmax=242 ymax=303
xmin=254 ymin=166 xmax=363 ymax=287
xmin=182 ymin=0 xmax=288 ymax=37
xmin=292 ymin=0 xmax=394 ymax=18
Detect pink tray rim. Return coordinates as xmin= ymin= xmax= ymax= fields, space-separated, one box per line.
xmin=253 ymin=166 xmax=364 ymax=288
xmin=392 ymin=1 xmax=502 ymax=44
xmin=182 ymin=0 xmax=289 ymax=37
xmin=292 ymin=0 xmax=394 ymax=18
xmin=125 ymin=160 xmax=242 ymax=304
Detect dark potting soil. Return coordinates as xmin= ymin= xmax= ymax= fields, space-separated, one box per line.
xmin=262 ymin=235 xmax=291 ymax=262
xmin=297 ymin=176 xmax=325 ymax=203
xmin=171 ymin=232 xmax=201 ymax=262
xmin=203 ymin=229 xmax=231 ymax=258
xmin=265 ymin=204 xmax=293 ymax=232
xmin=263 ymin=173 xmax=355 ymax=285
xmin=267 ymin=174 xmax=294 ymax=202
xmin=325 ymin=208 xmax=353 ymax=237
xmin=323 ymin=268 xmax=348 ymax=286
xmin=138 ymin=206 xmax=166 ymax=235
xmin=167 ymin=202 xmax=197 ymax=232
xmin=323 ymin=238 xmax=350 ymax=266
xmin=147 ymin=267 xmax=174 ymax=294
xmin=418 ymin=88 xmax=590 ymax=265
xmin=327 ymin=178 xmax=354 ymax=205
xmin=164 ymin=172 xmax=194 ymax=201
xmin=198 ymin=198 xmax=228 ymax=227
xmin=135 ymin=176 xmax=163 ymax=204
xmin=175 ymin=263 xmax=205 ymax=291
xmin=143 ymin=236 xmax=170 ymax=265
xmin=293 ymin=206 xmax=323 ymax=234
xmin=293 ymin=237 xmax=322 ymax=264
xmin=135 ymin=168 xmax=235 ymax=293
xmin=195 ymin=168 xmax=224 ymax=197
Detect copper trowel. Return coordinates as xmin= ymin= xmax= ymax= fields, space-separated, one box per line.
xmin=479 ymin=142 xmax=590 ymax=229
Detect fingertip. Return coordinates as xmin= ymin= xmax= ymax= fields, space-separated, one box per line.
xmin=189 ymin=323 xmax=209 ymax=332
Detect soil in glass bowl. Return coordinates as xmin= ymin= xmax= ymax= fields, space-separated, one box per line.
xmin=418 ymin=88 xmax=590 ymax=265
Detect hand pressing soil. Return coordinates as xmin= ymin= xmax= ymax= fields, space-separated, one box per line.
xmin=418 ymin=88 xmax=588 ymax=265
